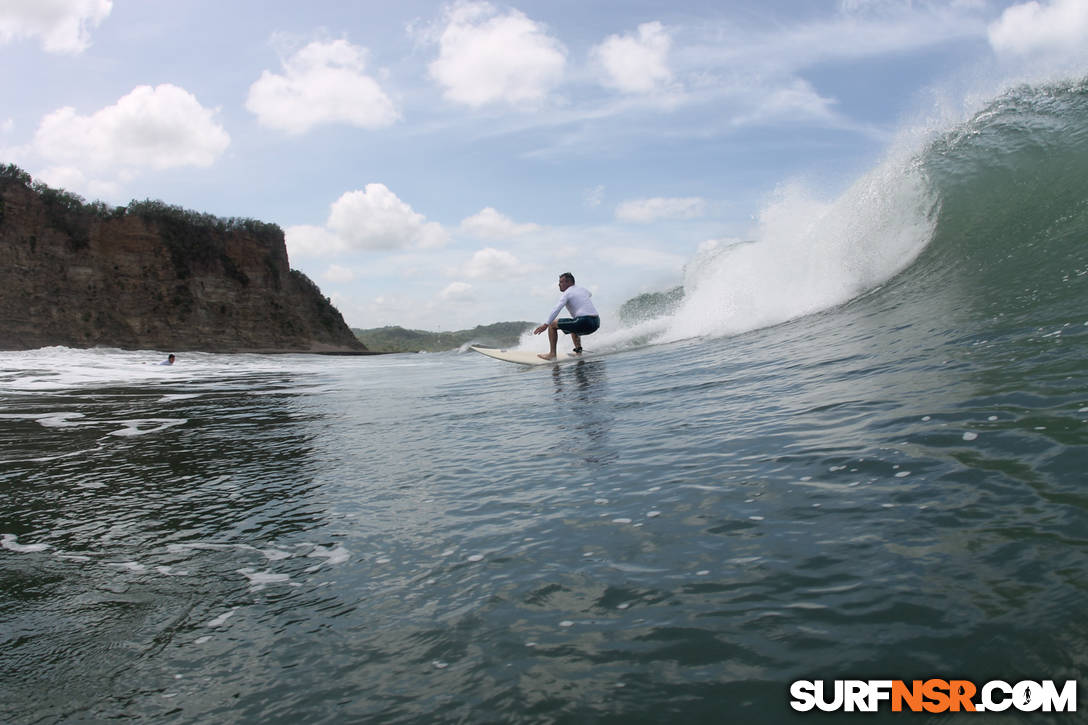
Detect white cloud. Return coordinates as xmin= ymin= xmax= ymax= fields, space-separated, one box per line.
xmin=246 ymin=39 xmax=399 ymax=134
xmin=731 ymin=78 xmax=838 ymax=127
xmin=460 ymin=247 xmax=524 ymax=279
xmin=459 ymin=207 xmax=542 ymax=239
xmin=28 ymin=84 xmax=229 ymax=187
xmin=659 ymin=5 xmax=986 ymax=134
xmin=0 ymin=0 xmax=111 ymax=54
xmin=591 ymin=21 xmax=673 ymax=94
xmin=34 ymin=165 xmax=120 ymax=200
xmin=285 ymin=225 xmax=346 ymax=259
xmin=441 ymin=282 xmax=475 ymax=301
xmin=428 ymin=1 xmax=566 ymax=108
xmin=329 ymin=184 xmax=448 ymax=251
xmin=323 ymin=264 xmax=357 ymax=283
xmin=988 ymin=0 xmax=1088 ymax=57
xmin=289 ymin=184 xmax=448 ymax=257
xmin=615 ymin=196 xmax=707 ymax=223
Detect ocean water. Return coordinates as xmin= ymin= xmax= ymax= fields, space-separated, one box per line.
xmin=2 ymin=79 xmax=1087 ymax=723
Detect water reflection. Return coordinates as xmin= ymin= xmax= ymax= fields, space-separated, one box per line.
xmin=550 ymin=360 xmax=617 ymax=466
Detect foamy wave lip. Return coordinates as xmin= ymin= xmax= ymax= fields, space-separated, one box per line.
xmin=108 ymin=418 xmax=186 ymax=437
xmin=1 ymin=533 xmax=49 ymax=553
xmin=655 ymin=150 xmax=937 ymax=344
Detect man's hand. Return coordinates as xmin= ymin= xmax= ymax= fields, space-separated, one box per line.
xmin=533 ymin=324 xmax=548 ymax=335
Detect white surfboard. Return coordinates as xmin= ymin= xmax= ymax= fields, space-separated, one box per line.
xmin=470 ymin=345 xmax=587 ymax=366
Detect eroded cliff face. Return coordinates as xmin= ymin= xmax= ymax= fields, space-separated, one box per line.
xmin=0 ymin=178 xmax=366 ymax=353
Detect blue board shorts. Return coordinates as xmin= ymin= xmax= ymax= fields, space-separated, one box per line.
xmin=557 ymin=315 xmax=600 ymax=335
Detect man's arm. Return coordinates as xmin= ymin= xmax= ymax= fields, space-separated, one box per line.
xmin=534 ymin=291 xmax=569 ymax=334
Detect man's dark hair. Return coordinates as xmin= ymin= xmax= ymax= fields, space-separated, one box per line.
xmin=560 ymin=272 xmax=575 ymax=284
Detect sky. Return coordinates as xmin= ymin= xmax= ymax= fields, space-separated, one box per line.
xmin=2 ymin=0 xmax=1087 ymax=331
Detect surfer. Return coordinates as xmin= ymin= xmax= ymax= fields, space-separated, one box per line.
xmin=534 ymin=272 xmax=600 ymax=360
xmin=160 ymin=354 xmax=175 ymax=365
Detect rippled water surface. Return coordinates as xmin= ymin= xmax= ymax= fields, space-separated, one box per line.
xmin=2 ymin=305 xmax=1085 ymax=724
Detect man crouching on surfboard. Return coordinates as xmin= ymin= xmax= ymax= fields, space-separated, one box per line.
xmin=534 ymin=272 xmax=600 ymax=360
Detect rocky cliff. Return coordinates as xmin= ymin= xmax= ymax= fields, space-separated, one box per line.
xmin=0 ymin=168 xmax=366 ymax=353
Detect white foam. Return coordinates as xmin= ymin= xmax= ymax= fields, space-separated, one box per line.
xmin=108 ymin=418 xmax=186 ymax=437
xmin=655 ymin=155 xmax=937 ymax=343
xmin=205 ymin=608 xmax=238 ymax=628
xmin=168 ymin=542 xmax=254 ymax=554
xmin=963 ymin=432 xmax=979 ymax=441
xmin=1 ymin=533 xmax=49 ymax=553
xmin=0 ymin=347 xmax=335 ymax=395
xmin=307 ymin=544 xmax=350 ymax=566
xmin=37 ymin=413 xmax=87 ymax=428
xmin=0 ymin=412 xmax=86 ymax=429
xmin=108 ymin=561 xmax=146 ymax=573
xmin=237 ymin=568 xmax=291 ymax=588
xmin=155 ymin=565 xmax=188 ymax=576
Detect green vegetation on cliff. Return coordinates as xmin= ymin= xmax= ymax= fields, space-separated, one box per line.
xmin=354 ymin=322 xmax=534 ymax=353
xmin=1 ymin=164 xmax=280 ymax=241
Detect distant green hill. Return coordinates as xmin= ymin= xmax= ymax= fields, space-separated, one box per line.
xmin=353 ymin=321 xmax=535 ymax=353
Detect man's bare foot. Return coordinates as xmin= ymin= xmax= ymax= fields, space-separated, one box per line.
xmin=537 ymin=352 xmax=556 ymax=360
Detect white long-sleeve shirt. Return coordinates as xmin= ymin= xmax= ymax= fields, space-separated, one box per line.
xmin=545 ymin=285 xmax=598 ymax=324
